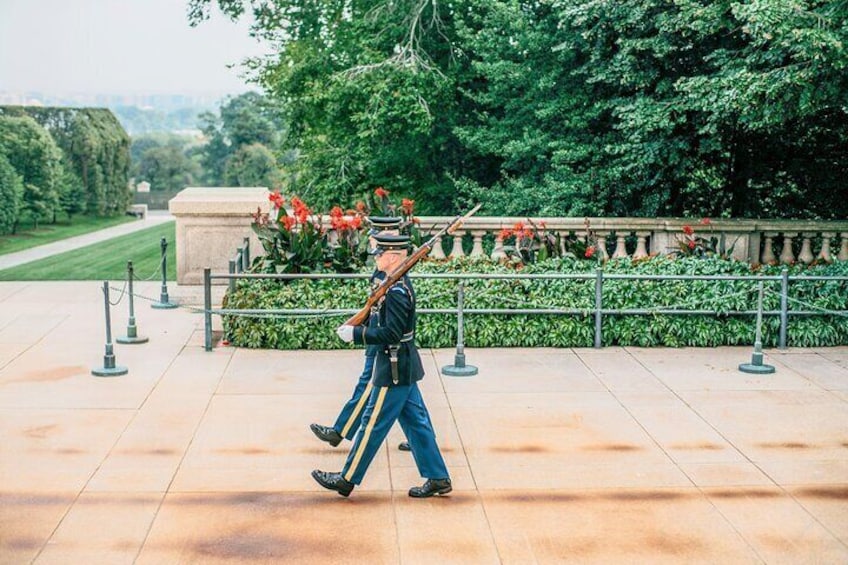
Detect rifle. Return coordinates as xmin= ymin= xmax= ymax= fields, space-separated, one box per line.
xmin=343 ymin=203 xmax=482 ymax=326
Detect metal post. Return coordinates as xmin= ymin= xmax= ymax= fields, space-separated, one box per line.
xmin=594 ymin=267 xmax=603 ymax=348
xmin=778 ymin=267 xmax=788 ymax=349
xmin=243 ymin=237 xmax=250 ymax=271
xmin=739 ymin=281 xmax=775 ymax=374
xmin=117 ymin=261 xmax=148 ymax=344
xmin=152 ymin=237 xmax=178 ymax=309
xmin=92 ymin=282 xmax=128 ymax=376
xmin=228 ymin=259 xmax=237 ymax=293
xmin=204 ymin=268 xmax=213 ymax=352
xmin=442 ymin=282 xmax=478 ymax=376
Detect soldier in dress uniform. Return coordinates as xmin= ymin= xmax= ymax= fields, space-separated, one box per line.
xmin=312 ymin=233 xmax=452 ymax=498
xmin=309 ymin=217 xmax=412 ymax=452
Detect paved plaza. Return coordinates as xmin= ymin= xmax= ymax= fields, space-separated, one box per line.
xmin=0 ymin=280 xmax=846 ymax=564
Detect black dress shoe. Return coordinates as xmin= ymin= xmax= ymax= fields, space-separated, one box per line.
xmin=398 ymin=441 xmax=411 ymax=452
xmin=409 ymin=478 xmax=452 ymax=498
xmin=310 ymin=423 xmax=343 ymax=447
xmin=311 ymin=470 xmax=354 ymax=497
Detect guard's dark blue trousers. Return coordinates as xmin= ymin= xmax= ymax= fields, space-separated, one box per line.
xmin=332 ymin=353 xmax=376 ymax=440
xmin=342 ymin=382 xmax=448 ymax=485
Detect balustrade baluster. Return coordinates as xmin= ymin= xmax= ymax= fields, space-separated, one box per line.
xmin=491 ymin=233 xmax=507 ymax=261
xmin=449 ymin=231 xmax=465 ymax=258
xmin=798 ymin=232 xmax=815 ymax=264
xmin=818 ymin=232 xmax=834 ymax=263
xmin=761 ymin=232 xmax=777 ymax=264
xmin=470 ymin=231 xmax=486 ymax=258
xmin=612 ymin=234 xmax=628 ymax=259
xmin=429 ymin=235 xmax=446 ymax=259
xmin=633 ymin=232 xmax=649 ymax=259
xmin=839 ymin=232 xmax=848 ymax=261
xmin=779 ymin=233 xmax=796 ymax=264
xmin=596 ymin=234 xmax=609 ymax=261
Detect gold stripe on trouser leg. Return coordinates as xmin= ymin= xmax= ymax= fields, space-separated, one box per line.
xmin=345 ymin=387 xmax=387 ymax=482
xmin=341 ymin=382 xmax=373 ymax=438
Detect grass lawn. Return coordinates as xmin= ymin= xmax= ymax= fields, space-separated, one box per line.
xmin=0 ymin=214 xmax=136 ymax=256
xmin=0 ymin=222 xmax=176 ymax=281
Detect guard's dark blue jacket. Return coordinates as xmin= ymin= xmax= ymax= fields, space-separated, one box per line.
xmin=352 ymin=274 xmax=424 ymax=387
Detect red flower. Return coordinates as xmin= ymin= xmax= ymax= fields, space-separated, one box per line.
xmin=585 ymin=246 xmax=595 ymax=258
xmin=512 ymin=221 xmax=524 ymax=232
xmin=375 ymin=187 xmax=389 ymax=198
xmin=498 ymin=228 xmax=512 ymax=240
xmin=700 ymin=217 xmax=711 ymax=225
xmin=688 ymin=240 xmax=696 ymax=250
xmin=279 ymin=215 xmax=296 ymax=231
xmin=290 ymin=196 xmax=310 ymax=223
xmin=355 ymin=201 xmax=367 ymax=213
xmin=401 ymin=198 xmax=415 ymax=215
xmin=350 ymin=216 xmax=362 ymax=229
xmin=521 ymin=228 xmax=534 ymax=240
xmin=268 ymin=190 xmax=285 ymax=208
xmin=682 ymin=225 xmax=694 ymax=235
xmin=330 ymin=205 xmax=344 ymax=218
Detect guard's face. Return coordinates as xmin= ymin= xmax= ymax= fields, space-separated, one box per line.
xmin=375 ymin=250 xmax=406 ymax=272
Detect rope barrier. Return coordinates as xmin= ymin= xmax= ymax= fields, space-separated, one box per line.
xmin=108 ymin=280 xmax=128 ymax=306
xmin=764 ymin=288 xmax=848 ymax=319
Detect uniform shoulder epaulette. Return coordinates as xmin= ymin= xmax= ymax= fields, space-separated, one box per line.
xmin=389 ymin=281 xmax=408 ymax=295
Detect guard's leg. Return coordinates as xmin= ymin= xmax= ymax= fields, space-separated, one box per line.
xmin=332 ymin=353 xmax=375 ymax=440
xmin=397 ymin=383 xmax=449 ymax=481
xmin=341 ymin=385 xmax=409 ymax=485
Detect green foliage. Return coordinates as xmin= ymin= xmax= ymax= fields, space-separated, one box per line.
xmin=0 ymin=106 xmax=131 ymax=217
xmin=0 ymin=153 xmax=23 ymax=234
xmin=224 ymin=143 xmax=284 ymax=190
xmin=197 ymin=92 xmax=289 ymax=187
xmin=0 ymin=115 xmax=63 ymax=230
xmin=222 ymin=257 xmax=848 ymax=349
xmin=136 ymin=144 xmax=201 ymax=192
xmin=190 ymin=0 xmax=848 ymax=219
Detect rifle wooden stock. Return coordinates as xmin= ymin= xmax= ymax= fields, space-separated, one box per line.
xmin=343 ymin=203 xmax=482 ymax=327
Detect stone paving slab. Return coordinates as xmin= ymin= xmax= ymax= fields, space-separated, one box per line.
xmin=0 ymin=281 xmax=846 ymax=564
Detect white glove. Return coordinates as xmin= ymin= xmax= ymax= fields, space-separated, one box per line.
xmin=336 ymin=325 xmax=354 ymax=343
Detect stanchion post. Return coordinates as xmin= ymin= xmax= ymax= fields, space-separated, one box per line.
xmin=228 ymin=259 xmax=237 ymax=294
xmin=778 ymin=267 xmax=788 ymax=349
xmin=739 ymin=280 xmax=776 ymax=374
xmin=204 ymin=268 xmax=213 ymax=352
xmin=242 ymin=237 xmax=250 ymax=270
xmin=92 ymin=281 xmax=128 ymax=376
xmin=152 ymin=237 xmax=177 ymax=309
xmin=594 ymin=267 xmax=603 ymax=348
xmin=117 ymin=261 xmax=149 ymax=344
xmin=442 ymin=281 xmax=478 ymax=377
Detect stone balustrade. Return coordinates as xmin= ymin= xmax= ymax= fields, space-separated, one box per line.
xmin=416 ymin=217 xmax=848 ymax=264
xmin=168 ymin=187 xmax=848 ymax=284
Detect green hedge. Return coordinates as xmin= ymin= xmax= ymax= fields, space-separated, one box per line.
xmin=222 ymin=257 xmax=848 ymax=349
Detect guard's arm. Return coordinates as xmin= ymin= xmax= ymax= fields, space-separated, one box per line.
xmin=352 ymin=288 xmax=409 ymax=345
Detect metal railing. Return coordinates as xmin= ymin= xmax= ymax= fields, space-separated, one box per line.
xmin=201 ymin=267 xmax=848 ymax=352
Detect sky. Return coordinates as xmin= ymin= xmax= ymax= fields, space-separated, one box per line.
xmin=0 ymin=0 xmax=270 ymax=95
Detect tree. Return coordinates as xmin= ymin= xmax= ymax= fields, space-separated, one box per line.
xmin=137 ymin=145 xmax=201 ymax=192
xmin=189 ymin=0 xmax=848 ymax=218
xmin=197 ymin=91 xmax=287 ymax=186
xmin=0 ymin=152 xmax=23 ymax=234
xmin=223 ymin=142 xmax=283 ymax=189
xmin=0 ymin=115 xmax=62 ymax=229
xmin=0 ymin=106 xmax=132 ymax=216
